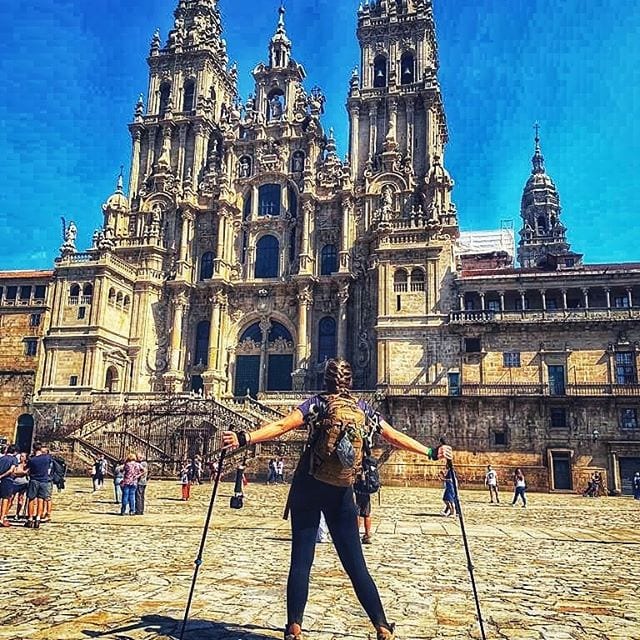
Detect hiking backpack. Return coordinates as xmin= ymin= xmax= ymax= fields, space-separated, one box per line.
xmin=309 ymin=393 xmax=368 ymax=487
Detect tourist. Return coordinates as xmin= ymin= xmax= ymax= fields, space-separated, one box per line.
xmin=92 ymin=455 xmax=106 ymax=492
xmin=120 ymin=453 xmax=142 ymax=516
xmin=25 ymin=442 xmax=53 ymax=528
xmin=222 ymin=358 xmax=452 ymax=640
xmin=113 ymin=461 xmax=124 ymax=504
xmin=355 ymin=483 xmax=373 ymax=544
xmin=440 ymin=465 xmax=456 ymax=517
xmin=511 ymin=468 xmax=527 ymax=508
xmin=267 ymin=458 xmax=277 ymax=484
xmin=0 ymin=445 xmax=18 ymax=527
xmin=633 ymin=472 xmax=640 ymax=500
xmin=135 ymin=452 xmax=149 ymax=515
xmin=180 ymin=461 xmax=191 ymax=501
xmin=10 ymin=452 xmax=29 ymax=519
xmin=485 ymin=465 xmax=500 ymax=503
xmin=276 ymin=458 xmax=285 ymax=483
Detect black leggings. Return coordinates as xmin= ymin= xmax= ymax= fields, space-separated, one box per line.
xmin=286 ymin=475 xmax=389 ymax=629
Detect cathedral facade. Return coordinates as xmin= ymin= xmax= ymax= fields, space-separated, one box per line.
xmin=2 ymin=0 xmax=640 ymax=493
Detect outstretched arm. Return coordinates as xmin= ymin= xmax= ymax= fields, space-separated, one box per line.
xmin=380 ymin=420 xmax=452 ymax=460
xmin=222 ymin=409 xmax=305 ymax=449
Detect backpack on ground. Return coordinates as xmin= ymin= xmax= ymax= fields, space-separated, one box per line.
xmin=50 ymin=456 xmax=67 ymax=490
xmin=309 ymin=393 xmax=368 ymax=487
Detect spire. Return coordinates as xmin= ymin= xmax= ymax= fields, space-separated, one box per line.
xmin=116 ymin=166 xmax=124 ymax=193
xmin=269 ymin=4 xmax=292 ymax=68
xmin=531 ymin=122 xmax=545 ymax=174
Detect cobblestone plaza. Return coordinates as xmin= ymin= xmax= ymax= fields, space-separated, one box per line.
xmin=1 ymin=479 xmax=638 ymax=640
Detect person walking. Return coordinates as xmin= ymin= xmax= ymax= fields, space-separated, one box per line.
xmin=25 ymin=442 xmax=53 ymax=528
xmin=120 ymin=453 xmax=142 ymax=516
xmin=135 ymin=452 xmax=149 ymax=515
xmin=180 ymin=462 xmax=191 ymax=501
xmin=223 ymin=358 xmax=452 ymax=640
xmin=511 ymin=468 xmax=527 ymax=508
xmin=633 ymin=471 xmax=640 ymax=500
xmin=92 ymin=455 xmax=106 ymax=492
xmin=485 ymin=465 xmax=499 ymax=504
xmin=440 ymin=465 xmax=456 ymax=517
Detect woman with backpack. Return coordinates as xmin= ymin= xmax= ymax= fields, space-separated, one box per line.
xmin=223 ymin=358 xmax=452 ymax=640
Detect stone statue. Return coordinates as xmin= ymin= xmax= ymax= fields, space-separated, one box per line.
xmin=269 ymin=94 xmax=284 ymax=120
xmin=239 ymin=156 xmax=251 ymax=178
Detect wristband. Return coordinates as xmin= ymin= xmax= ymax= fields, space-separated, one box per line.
xmin=427 ymin=446 xmax=438 ymax=461
xmin=237 ymin=431 xmax=248 ymax=448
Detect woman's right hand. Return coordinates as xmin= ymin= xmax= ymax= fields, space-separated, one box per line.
xmin=222 ymin=431 xmax=239 ymax=449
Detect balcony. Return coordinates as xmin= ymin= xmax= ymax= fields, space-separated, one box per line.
xmin=449 ymin=307 xmax=640 ymax=325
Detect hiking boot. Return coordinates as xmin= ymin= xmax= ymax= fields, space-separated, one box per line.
xmin=375 ymin=623 xmax=395 ymax=640
xmin=284 ymin=623 xmax=303 ymax=640
xmin=24 ymin=519 xmax=34 ymax=528
xmin=362 ymin=534 xmax=372 ymax=545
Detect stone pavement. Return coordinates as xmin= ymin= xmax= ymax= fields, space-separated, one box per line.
xmin=0 ymin=478 xmax=638 ymax=640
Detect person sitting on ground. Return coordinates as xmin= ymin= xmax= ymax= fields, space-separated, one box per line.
xmin=223 ymin=358 xmax=452 ymax=640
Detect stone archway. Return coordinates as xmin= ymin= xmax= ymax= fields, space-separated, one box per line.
xmin=15 ymin=414 xmax=34 ymax=453
xmin=105 ymin=366 xmax=120 ymax=393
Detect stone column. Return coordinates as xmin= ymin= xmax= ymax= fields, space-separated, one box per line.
xmin=499 ymin=291 xmax=505 ymax=320
xmin=146 ymin=128 xmax=157 ymax=177
xmin=627 ymin=288 xmax=633 ymax=309
xmin=296 ymin=284 xmax=313 ymax=368
xmin=337 ymin=281 xmax=350 ymax=359
xmin=339 ymin=198 xmax=352 ymax=272
xmin=458 ymin=293 xmax=464 ymax=311
xmin=177 ymin=124 xmax=188 ymax=181
xmin=258 ymin=318 xmax=272 ymax=393
xmin=170 ymin=292 xmax=188 ymax=372
xmin=561 ymin=289 xmax=568 ymax=311
xmin=349 ymin=105 xmax=360 ymax=176
xmin=479 ymin=292 xmax=485 ymax=311
xmin=368 ymin=104 xmax=378 ymax=159
xmin=299 ymin=200 xmax=313 ymax=273
xmin=207 ymin=289 xmax=226 ymax=373
xmin=604 ymin=287 xmax=611 ymax=314
xmin=582 ymin=287 xmax=590 ymax=314
xmin=519 ymin=290 xmax=526 ymax=317
xmin=129 ymin=128 xmax=143 ymax=197
xmin=193 ymin=123 xmax=206 ymax=179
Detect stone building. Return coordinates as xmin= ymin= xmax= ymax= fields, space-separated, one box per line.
xmin=2 ymin=0 xmax=639 ymax=493
xmin=0 ymin=270 xmax=52 ymax=449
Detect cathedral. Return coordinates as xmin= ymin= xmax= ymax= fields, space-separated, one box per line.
xmin=1 ymin=0 xmax=640 ymax=494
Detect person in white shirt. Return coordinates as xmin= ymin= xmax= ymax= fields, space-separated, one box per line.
xmin=484 ymin=465 xmax=499 ymax=504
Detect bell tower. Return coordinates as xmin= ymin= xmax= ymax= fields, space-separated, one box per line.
xmin=347 ymin=0 xmax=458 ymax=390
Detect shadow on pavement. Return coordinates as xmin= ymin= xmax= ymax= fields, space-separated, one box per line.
xmin=82 ymin=614 xmax=280 ymax=639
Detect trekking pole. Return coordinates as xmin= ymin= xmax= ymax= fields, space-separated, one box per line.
xmin=448 ymin=458 xmax=488 ymax=640
xmin=179 ymin=445 xmax=228 ymax=640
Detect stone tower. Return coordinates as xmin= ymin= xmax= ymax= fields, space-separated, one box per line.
xmin=347 ymin=0 xmax=458 ymax=389
xmin=517 ymin=127 xmax=582 ymax=269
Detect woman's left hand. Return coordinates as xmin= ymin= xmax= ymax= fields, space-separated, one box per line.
xmin=438 ymin=445 xmax=453 ymax=460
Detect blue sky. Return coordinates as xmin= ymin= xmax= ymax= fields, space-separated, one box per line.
xmin=0 ymin=0 xmax=638 ymax=270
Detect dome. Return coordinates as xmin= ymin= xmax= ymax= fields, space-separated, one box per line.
xmin=102 ymin=173 xmax=129 ymax=212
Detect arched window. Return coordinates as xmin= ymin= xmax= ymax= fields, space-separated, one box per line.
xmin=123 ymin=295 xmax=131 ymax=310
xmin=243 ymin=191 xmax=252 ymax=220
xmin=116 ymin=291 xmax=123 ymax=307
xmin=400 ymin=51 xmax=415 ymax=84
xmin=537 ymin=215 xmax=547 ymax=231
xmin=317 ymin=317 xmax=337 ymax=363
xmin=240 ymin=323 xmax=263 ymax=344
xmin=70 ymin=284 xmax=80 ymax=298
xmin=108 ymin=288 xmax=116 ymax=304
xmin=268 ymin=322 xmax=293 ymax=344
xmin=83 ymin=283 xmax=93 ymax=296
xmin=393 ymin=269 xmax=408 ymax=293
xmin=105 ymin=366 xmax=119 ymax=393
xmin=183 ymin=79 xmax=196 ymax=112
xmin=200 ymin=252 xmax=214 ymax=280
xmin=255 ymin=235 xmax=280 ymax=279
xmin=373 ymin=55 xmax=387 ymax=88
xmin=194 ymin=320 xmax=211 ymax=367
xmin=159 ymin=82 xmax=171 ymax=116
xmin=266 ymin=89 xmax=285 ymax=121
xmin=320 ymin=245 xmax=338 ymax=276
xmin=258 ymin=184 xmax=281 ymax=216
xmin=410 ymin=268 xmax=425 ymax=291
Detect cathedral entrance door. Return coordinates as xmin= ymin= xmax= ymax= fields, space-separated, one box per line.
xmin=267 ymin=354 xmax=293 ymax=391
xmin=235 ymin=355 xmax=260 ymax=398
xmin=16 ymin=414 xmax=34 ymax=453
xmin=619 ymin=457 xmax=640 ymax=496
xmin=550 ymin=451 xmax=572 ymax=490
